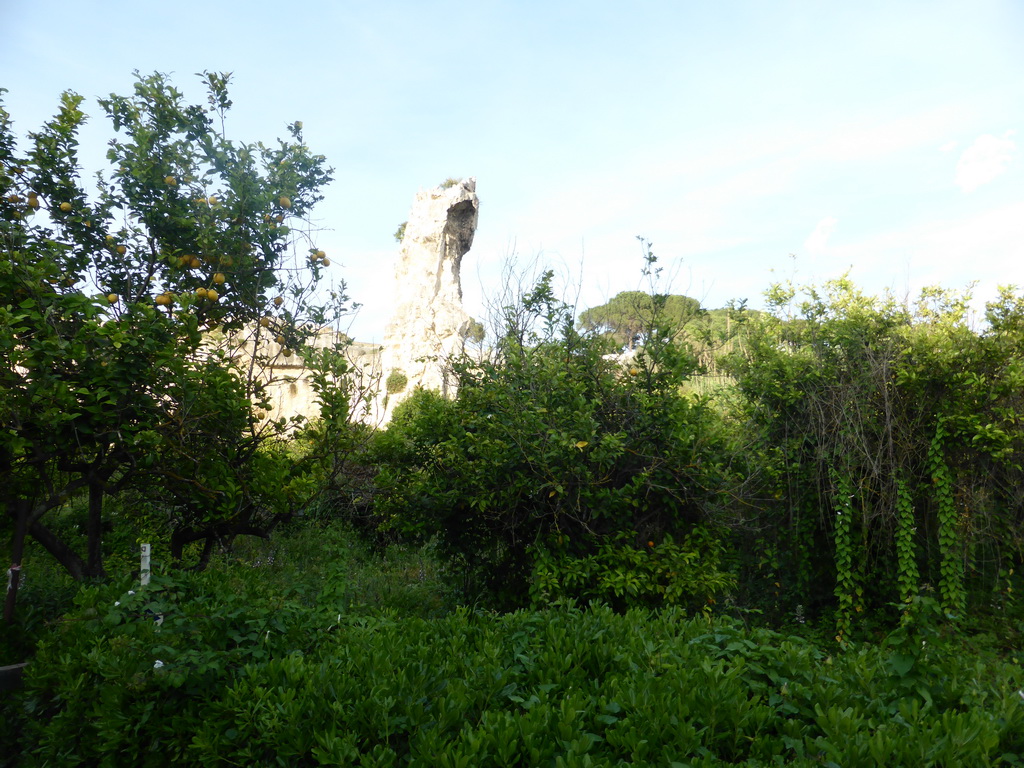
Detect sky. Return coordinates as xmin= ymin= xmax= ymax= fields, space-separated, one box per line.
xmin=2 ymin=0 xmax=1022 ymax=340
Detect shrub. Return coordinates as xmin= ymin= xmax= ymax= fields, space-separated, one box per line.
xmin=372 ymin=269 xmax=746 ymax=608
xmin=10 ymin=600 xmax=1023 ymax=766
xmin=726 ymin=278 xmax=1024 ymax=638
xmin=385 ymin=370 xmax=408 ymax=395
xmin=531 ymin=528 xmax=736 ymax=613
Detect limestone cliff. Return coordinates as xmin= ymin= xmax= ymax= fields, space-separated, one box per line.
xmin=376 ymin=177 xmax=479 ymax=420
xmin=240 ymin=178 xmax=479 ymax=427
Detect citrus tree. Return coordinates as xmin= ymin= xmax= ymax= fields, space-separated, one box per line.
xmin=373 ymin=270 xmax=743 ymax=609
xmin=1 ymin=72 xmax=343 ymax=612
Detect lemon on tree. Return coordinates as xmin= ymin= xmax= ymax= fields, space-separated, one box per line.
xmin=0 ymin=71 xmax=341 ymax=594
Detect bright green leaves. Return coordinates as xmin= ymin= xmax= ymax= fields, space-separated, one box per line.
xmin=894 ymin=474 xmax=920 ymax=609
xmin=531 ymin=529 xmax=736 ymax=613
xmin=731 ymin=276 xmax=1024 ymax=637
xmin=17 ymin=583 xmax=1024 ymax=767
xmin=928 ymin=419 xmax=966 ymax=618
xmin=1 ymin=72 xmax=341 ymax=581
xmin=830 ymin=468 xmax=857 ymax=644
xmin=372 ymin=270 xmax=740 ymax=609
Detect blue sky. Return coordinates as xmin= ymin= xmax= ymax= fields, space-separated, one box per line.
xmin=2 ymin=0 xmax=1022 ymax=339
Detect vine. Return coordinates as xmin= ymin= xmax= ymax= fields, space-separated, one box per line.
xmin=928 ymin=418 xmax=965 ymax=617
xmin=894 ymin=474 xmax=919 ymax=611
xmin=831 ymin=467 xmax=857 ymax=644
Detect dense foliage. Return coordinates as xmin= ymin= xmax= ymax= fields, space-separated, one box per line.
xmin=4 ymin=71 xmax=1024 ymax=768
xmin=4 ymin=539 xmax=1021 ymax=767
xmin=578 ymin=289 xmax=702 ymax=351
xmin=372 ymin=269 xmax=745 ymax=609
xmin=725 ymin=278 xmax=1024 ymax=640
xmin=0 ymin=72 xmax=350 ymax=612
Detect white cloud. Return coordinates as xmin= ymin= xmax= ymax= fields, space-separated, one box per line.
xmin=955 ymin=132 xmax=1017 ymax=192
xmin=804 ymin=217 xmax=839 ymax=255
xmin=940 ymin=140 xmax=957 ymax=153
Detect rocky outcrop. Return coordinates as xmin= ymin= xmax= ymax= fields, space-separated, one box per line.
xmin=236 ymin=179 xmax=480 ymax=427
xmin=376 ymin=178 xmax=479 ymax=420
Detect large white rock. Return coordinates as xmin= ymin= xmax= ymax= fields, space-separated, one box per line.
xmin=230 ymin=179 xmax=480 ymax=428
xmin=377 ymin=177 xmax=479 ymax=419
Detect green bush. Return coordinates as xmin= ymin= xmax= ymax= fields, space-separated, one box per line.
xmin=371 ymin=270 xmax=745 ymax=608
xmin=385 ymin=370 xmax=408 ymax=395
xmin=531 ymin=528 xmax=736 ymax=613
xmin=726 ymin=278 xmax=1024 ymax=638
xmin=9 ymin=599 xmax=1023 ymax=766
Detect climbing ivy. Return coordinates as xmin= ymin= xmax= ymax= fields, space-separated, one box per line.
xmin=928 ymin=418 xmax=966 ymax=617
xmin=727 ymin=277 xmax=1024 ymax=635
xmin=831 ymin=468 xmax=857 ymax=644
xmin=894 ymin=474 xmax=920 ymax=609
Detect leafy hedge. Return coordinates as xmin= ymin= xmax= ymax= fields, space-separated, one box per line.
xmin=726 ymin=279 xmax=1024 ymax=636
xmin=6 ymin=578 xmax=1023 ymax=766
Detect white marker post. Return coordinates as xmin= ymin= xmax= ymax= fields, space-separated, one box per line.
xmin=140 ymin=543 xmax=151 ymax=587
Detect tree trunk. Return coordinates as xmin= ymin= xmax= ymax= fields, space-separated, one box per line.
xmin=86 ymin=481 xmax=107 ymax=579
xmin=3 ymin=500 xmax=29 ymax=623
xmin=170 ymin=511 xmax=281 ymax=571
xmin=25 ymin=516 xmax=88 ymax=582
